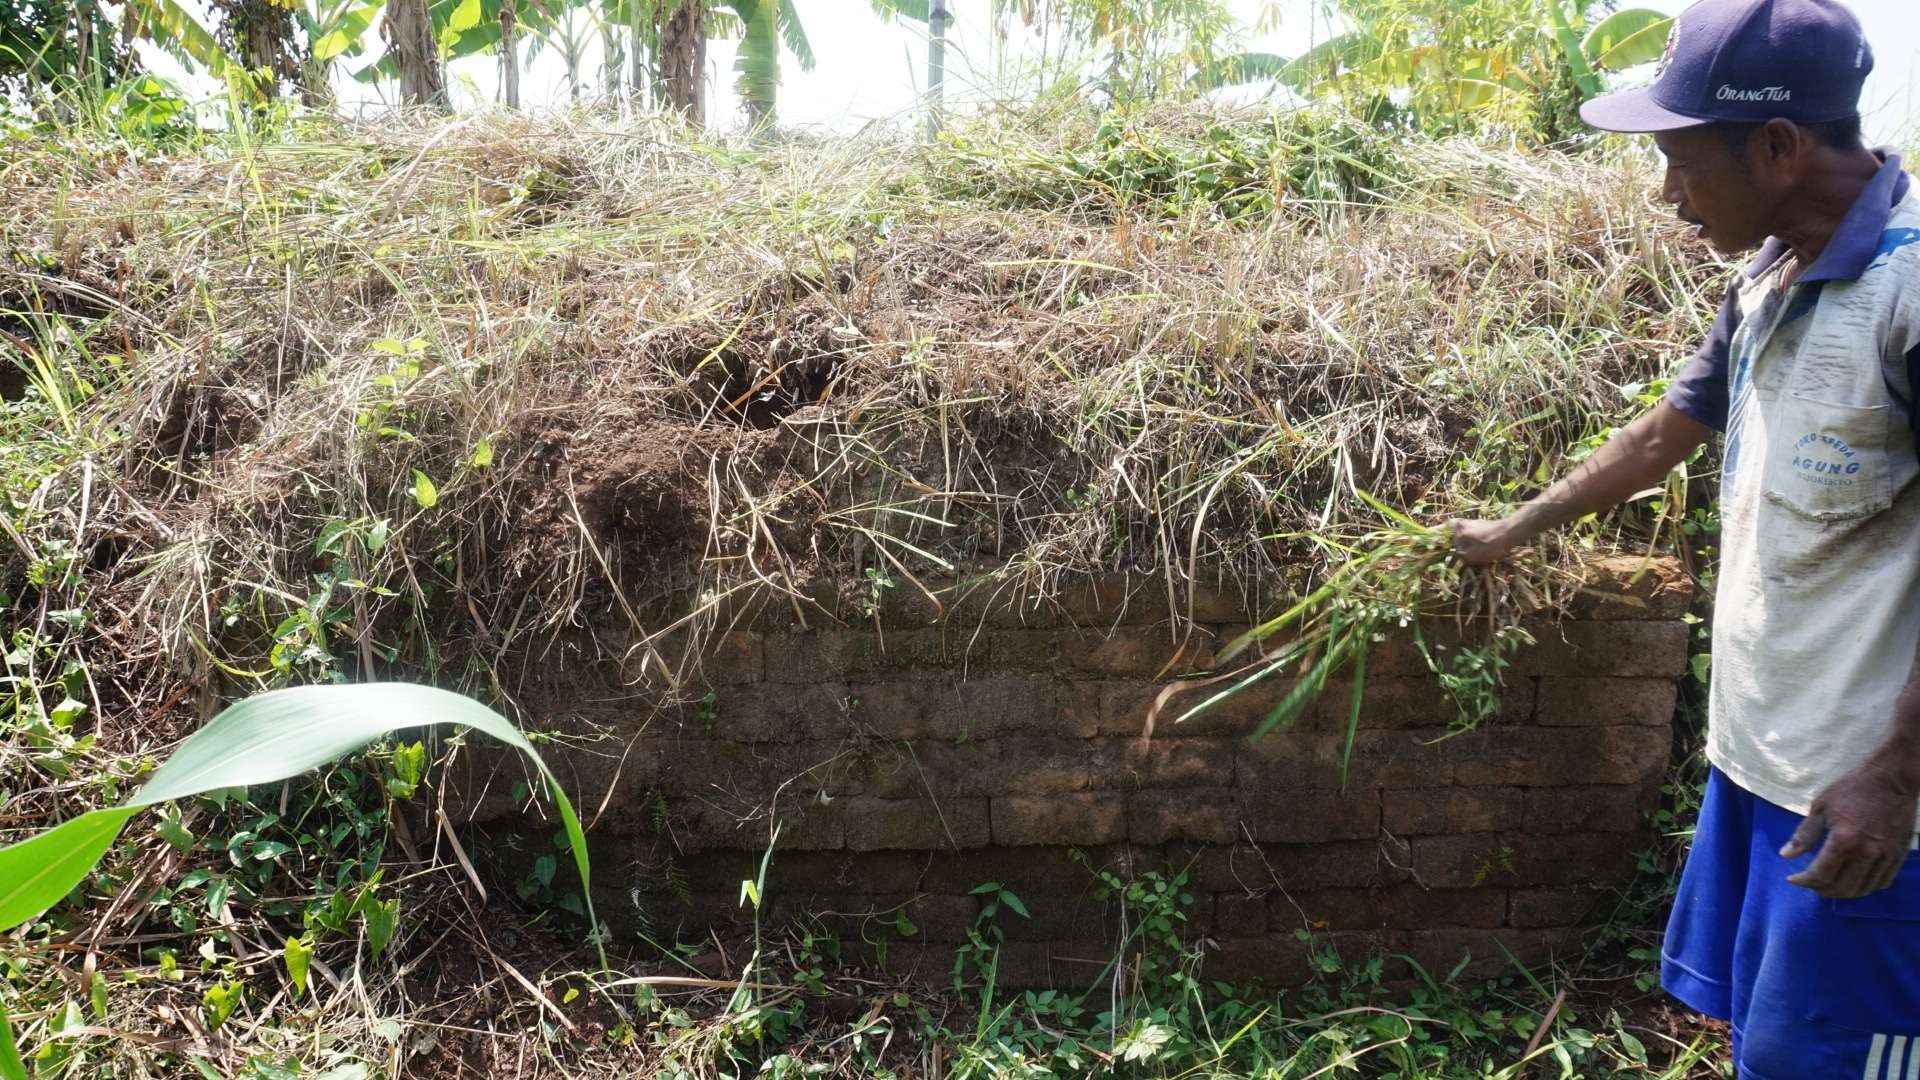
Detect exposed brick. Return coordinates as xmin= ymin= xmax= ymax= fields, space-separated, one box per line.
xmin=1129 ymin=790 xmax=1240 ymax=844
xmin=669 ymin=793 xmax=845 ymax=852
xmin=1314 ymin=676 xmax=1535 ymax=731
xmin=1535 ymin=678 xmax=1679 ymax=727
xmin=1508 ymin=888 xmax=1617 ymax=928
xmin=702 ymin=682 xmax=851 ymax=742
xmin=1523 ymin=785 xmax=1654 ymax=834
xmin=1214 ymin=892 xmax=1269 ymax=936
xmin=997 ymin=888 xmax=1116 ymax=943
xmin=992 ymin=795 xmax=1127 ymax=846
xmin=1260 ymin=839 xmax=1410 ymax=891
xmin=1098 ymin=679 xmax=1293 ymax=738
xmin=704 ymin=631 xmax=765 ymax=684
xmin=842 ymin=796 xmax=990 ymax=851
xmin=1127 ymin=737 xmax=1238 ymax=788
xmin=921 ymin=846 xmax=1107 ymax=895
xmin=1507 ymin=621 xmax=1691 ymax=678
xmin=1451 ymin=727 xmax=1668 ymax=787
xmin=1203 ymin=935 xmax=1317 ymax=987
xmin=1275 ymin=886 xmax=1505 ymax=932
xmin=1566 ymin=556 xmax=1694 ymax=621
xmin=1239 ymin=790 xmax=1380 ymax=842
xmin=1233 ymin=730 xmax=1326 ymax=790
xmin=1060 ymin=627 xmax=1216 ymax=677
xmin=1053 ymin=573 xmax=1249 ymax=626
xmin=1412 ymin=833 xmax=1638 ymax=889
xmin=988 ymin=628 xmax=1060 ymax=672
xmin=1396 ymin=927 xmax=1576 ymax=980
xmin=1383 ymin=787 xmax=1524 ymax=836
xmin=846 ymin=678 xmax=1082 ymax=740
xmin=765 ymin=629 xmax=981 ymax=684
xmin=797 ymin=893 xmax=980 ymax=943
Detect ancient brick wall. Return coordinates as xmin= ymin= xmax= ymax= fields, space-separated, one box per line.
xmin=465 ymin=557 xmax=1692 ymax=988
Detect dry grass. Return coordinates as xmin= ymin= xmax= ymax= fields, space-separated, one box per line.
xmin=0 ymin=101 xmax=1723 ymax=1075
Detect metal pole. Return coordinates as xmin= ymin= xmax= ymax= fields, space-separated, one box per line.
xmin=927 ymin=0 xmax=949 ymax=137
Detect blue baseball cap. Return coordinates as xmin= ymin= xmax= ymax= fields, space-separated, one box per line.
xmin=1581 ymin=0 xmax=1873 ymax=133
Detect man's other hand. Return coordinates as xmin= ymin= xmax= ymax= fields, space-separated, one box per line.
xmin=1781 ymin=763 xmax=1918 ymax=898
xmin=1450 ymin=519 xmax=1518 ymax=566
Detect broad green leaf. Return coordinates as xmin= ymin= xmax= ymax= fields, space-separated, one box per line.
xmin=0 ymin=683 xmax=601 ymax=1065
xmin=1583 ymin=10 xmax=1672 ymax=71
xmin=470 ymin=435 xmax=495 ymax=468
xmin=0 ymin=991 xmax=24 ymax=1080
xmin=412 ymin=470 xmax=438 ymax=509
xmin=446 ymin=0 xmax=483 ymax=35
xmin=283 ymin=936 xmax=313 ymax=997
xmin=1189 ymin=52 xmax=1291 ymax=90
xmin=0 ymin=807 xmax=138 ymax=932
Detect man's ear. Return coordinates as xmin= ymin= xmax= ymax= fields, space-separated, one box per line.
xmin=1759 ymin=117 xmax=1808 ymax=169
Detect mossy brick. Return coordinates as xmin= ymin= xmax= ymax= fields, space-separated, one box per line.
xmin=1382 ymin=787 xmax=1525 ymax=835
xmin=673 ymin=850 xmax=928 ymax=894
xmin=1340 ymin=728 xmax=1473 ymax=789
xmin=1127 ymin=789 xmax=1240 ymax=845
xmin=1411 ymin=832 xmax=1637 ymax=889
xmin=701 ymin=682 xmax=852 ymax=741
xmin=1053 ymin=573 xmax=1248 ymax=626
xmin=669 ymin=794 xmax=845 ymax=852
xmin=988 ymin=628 xmax=1061 ymax=672
xmin=1238 ymin=789 xmax=1380 ymax=842
xmin=921 ymin=846 xmax=1110 ymax=894
xmin=1279 ymin=886 xmax=1506 ymax=931
xmin=845 ymin=678 xmax=1080 ymax=740
xmin=1316 ymin=675 xmax=1536 ymax=731
xmin=990 ymin=794 xmax=1127 ymax=846
xmin=1232 ymin=730 xmax=1329 ymax=790
xmin=1395 ymin=927 xmax=1575 ymax=979
xmin=1522 ymin=785 xmax=1655 ymax=834
xmin=1506 ymin=620 xmax=1691 ymax=678
xmin=996 ymin=888 xmax=1117 ymax=943
xmin=1204 ymin=932 xmax=1384 ymax=987
xmin=1566 ymin=556 xmax=1694 ymax=621
xmin=639 ymin=738 xmax=848 ymax=797
xmin=1508 ymin=888 xmax=1614 ymax=928
xmin=1059 ymin=627 xmax=1216 ymax=677
xmin=1102 ymin=677 xmax=1303 ymax=738
xmin=674 ymin=630 xmax=763 ymax=684
xmin=1214 ymin=892 xmax=1269 ymax=936
xmin=764 ymin=628 xmax=981 ymax=683
xmin=1451 ymin=726 xmax=1668 ymax=787
xmin=1535 ymin=678 xmax=1678 ymax=727
xmin=1258 ymin=839 xmax=1410 ymax=890
xmin=841 ymin=796 xmax=990 ymax=851
xmin=795 ymin=893 xmax=980 ymax=942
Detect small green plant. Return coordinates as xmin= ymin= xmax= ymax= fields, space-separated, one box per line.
xmin=0 ymin=683 xmax=597 ymax=1077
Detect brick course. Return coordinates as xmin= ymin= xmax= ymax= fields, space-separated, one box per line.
xmin=462 ymin=557 xmax=1692 ymax=988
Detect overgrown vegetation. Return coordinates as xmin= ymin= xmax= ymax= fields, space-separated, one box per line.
xmin=0 ymin=93 xmax=1737 ymax=1075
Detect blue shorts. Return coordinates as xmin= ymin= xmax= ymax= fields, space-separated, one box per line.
xmin=1663 ymin=768 xmax=1920 ymax=1079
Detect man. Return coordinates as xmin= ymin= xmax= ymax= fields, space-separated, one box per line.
xmin=1451 ymin=0 xmax=1920 ymax=1074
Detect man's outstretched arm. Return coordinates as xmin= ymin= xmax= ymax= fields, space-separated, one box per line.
xmin=1451 ymin=399 xmax=1715 ymax=565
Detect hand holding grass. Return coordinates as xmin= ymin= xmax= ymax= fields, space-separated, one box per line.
xmin=1450 ymin=400 xmax=1713 ymax=567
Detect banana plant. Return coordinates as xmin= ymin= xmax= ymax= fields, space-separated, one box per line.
xmin=298 ymin=0 xmax=383 ymax=99
xmin=0 ymin=683 xmax=596 ymax=1079
xmin=719 ymin=0 xmax=811 ymax=133
xmin=1274 ymin=0 xmax=1672 ymax=135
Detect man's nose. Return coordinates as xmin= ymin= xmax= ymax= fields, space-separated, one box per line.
xmin=1661 ymin=166 xmax=1683 ymax=206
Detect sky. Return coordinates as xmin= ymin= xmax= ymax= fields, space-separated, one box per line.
xmin=142 ymin=0 xmax=1919 ymax=142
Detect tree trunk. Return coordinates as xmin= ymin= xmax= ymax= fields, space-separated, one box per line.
xmin=658 ymin=0 xmax=704 ymax=125
xmin=926 ymin=0 xmax=947 ymax=137
xmin=499 ymin=4 xmax=520 ymax=109
xmin=382 ymin=0 xmax=445 ymax=109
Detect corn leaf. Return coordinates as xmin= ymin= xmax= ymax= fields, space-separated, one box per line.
xmin=0 ymin=683 xmax=598 ymax=1064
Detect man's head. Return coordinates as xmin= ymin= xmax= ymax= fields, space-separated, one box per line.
xmin=1581 ymin=0 xmax=1874 ymax=254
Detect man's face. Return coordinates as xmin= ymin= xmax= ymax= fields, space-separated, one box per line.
xmin=1653 ymin=126 xmax=1781 ymax=254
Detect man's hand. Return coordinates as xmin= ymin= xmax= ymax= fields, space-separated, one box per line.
xmin=1450 ymin=518 xmax=1519 ymax=566
xmin=1781 ymin=762 xmax=1918 ymax=898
